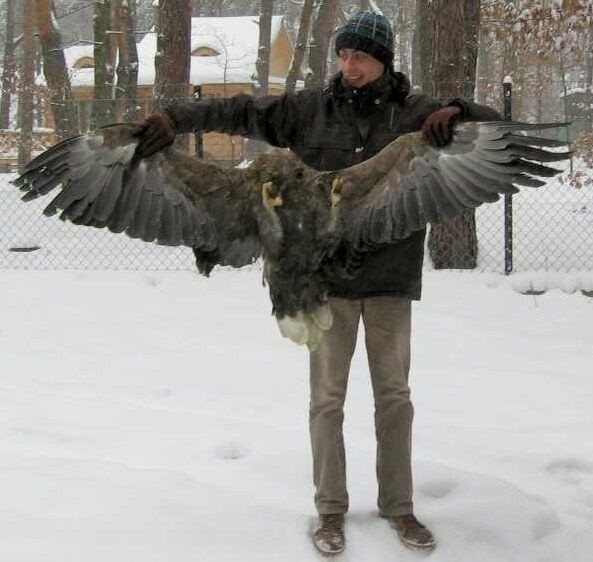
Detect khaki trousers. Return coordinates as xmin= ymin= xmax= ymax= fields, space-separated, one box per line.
xmin=309 ymin=296 xmax=413 ymax=516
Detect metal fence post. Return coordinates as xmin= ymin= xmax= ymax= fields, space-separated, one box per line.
xmin=503 ymin=77 xmax=513 ymax=275
xmin=193 ymin=86 xmax=204 ymax=159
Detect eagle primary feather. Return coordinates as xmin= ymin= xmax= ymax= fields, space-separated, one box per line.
xmin=14 ymin=121 xmax=571 ymax=349
xmin=336 ymin=122 xmax=570 ymax=246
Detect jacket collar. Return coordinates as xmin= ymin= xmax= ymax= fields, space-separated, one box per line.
xmin=328 ymin=68 xmax=411 ymax=109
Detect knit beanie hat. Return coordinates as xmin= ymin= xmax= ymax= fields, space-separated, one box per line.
xmin=334 ymin=11 xmax=394 ymax=67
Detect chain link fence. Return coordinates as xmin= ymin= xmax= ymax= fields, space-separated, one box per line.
xmin=0 ymin=98 xmax=591 ymax=274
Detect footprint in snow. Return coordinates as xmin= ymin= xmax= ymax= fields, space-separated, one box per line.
xmin=546 ymin=458 xmax=593 ymax=519
xmin=545 ymin=458 xmax=593 ymax=484
xmin=532 ymin=511 xmax=561 ymax=540
xmin=215 ymin=441 xmax=249 ymax=460
xmin=418 ymin=478 xmax=460 ymax=499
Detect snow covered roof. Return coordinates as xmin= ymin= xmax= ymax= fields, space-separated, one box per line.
xmin=63 ymin=42 xmax=95 ymax=69
xmin=66 ymin=15 xmax=289 ymax=88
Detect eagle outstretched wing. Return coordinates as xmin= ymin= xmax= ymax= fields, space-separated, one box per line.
xmin=14 ymin=120 xmax=572 ymax=349
xmin=13 ymin=123 xmax=262 ymax=270
xmin=332 ymin=121 xmax=572 ymax=249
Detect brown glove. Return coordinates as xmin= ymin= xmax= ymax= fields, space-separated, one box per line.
xmin=421 ymin=105 xmax=462 ymax=147
xmin=133 ymin=109 xmax=177 ymax=158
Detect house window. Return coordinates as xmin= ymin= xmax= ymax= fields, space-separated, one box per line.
xmin=192 ymin=46 xmax=220 ymax=57
xmin=73 ymin=57 xmax=95 ymax=69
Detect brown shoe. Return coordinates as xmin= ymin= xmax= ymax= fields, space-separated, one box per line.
xmin=387 ymin=514 xmax=436 ymax=552
xmin=312 ymin=513 xmax=345 ymax=555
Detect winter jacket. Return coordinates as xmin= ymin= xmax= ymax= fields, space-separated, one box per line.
xmin=165 ymin=70 xmax=500 ymax=300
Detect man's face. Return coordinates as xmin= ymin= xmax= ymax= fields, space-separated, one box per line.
xmin=338 ymin=48 xmax=385 ymax=89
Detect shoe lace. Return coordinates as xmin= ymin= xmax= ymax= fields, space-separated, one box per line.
xmin=319 ymin=514 xmax=343 ymax=534
xmin=399 ymin=514 xmax=433 ymax=541
xmin=399 ymin=514 xmax=423 ymax=529
xmin=398 ymin=513 xmax=428 ymax=533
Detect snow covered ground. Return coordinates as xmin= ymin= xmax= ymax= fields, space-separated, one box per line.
xmin=1 ymin=267 xmax=592 ymax=562
xmin=1 ymin=140 xmax=592 ymax=560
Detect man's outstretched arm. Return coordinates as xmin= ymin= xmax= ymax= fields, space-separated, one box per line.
xmin=134 ymin=92 xmax=308 ymax=158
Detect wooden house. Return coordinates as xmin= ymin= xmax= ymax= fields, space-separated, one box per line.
xmin=53 ymin=15 xmax=294 ymax=164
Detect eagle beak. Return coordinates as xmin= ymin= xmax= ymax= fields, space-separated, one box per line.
xmin=262 ymin=181 xmax=283 ymax=210
xmin=331 ymin=178 xmax=343 ymax=207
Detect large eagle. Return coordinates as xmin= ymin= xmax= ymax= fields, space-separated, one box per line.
xmin=14 ymin=122 xmax=570 ymax=349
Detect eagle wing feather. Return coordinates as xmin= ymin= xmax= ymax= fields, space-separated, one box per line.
xmin=13 ymin=123 xmax=262 ymax=268
xmin=335 ymin=121 xmax=571 ymax=247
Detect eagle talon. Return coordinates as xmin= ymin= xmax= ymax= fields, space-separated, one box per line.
xmin=262 ymin=181 xmax=283 ymax=210
xmin=331 ymin=178 xmax=343 ymax=207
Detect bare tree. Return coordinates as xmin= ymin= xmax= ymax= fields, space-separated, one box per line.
xmin=254 ymin=0 xmax=273 ymax=97
xmin=154 ymin=0 xmax=192 ymax=149
xmin=422 ymin=0 xmax=482 ymax=270
xmin=18 ymin=0 xmax=36 ymax=170
xmin=413 ymin=0 xmax=432 ymax=93
xmin=394 ymin=0 xmax=409 ymax=76
xmin=285 ymin=0 xmax=315 ymax=94
xmin=114 ymin=0 xmax=139 ymax=121
xmin=475 ymin=26 xmax=494 ymax=105
xmin=284 ymin=0 xmax=303 ymax=38
xmin=93 ymin=0 xmax=116 ymax=127
xmin=154 ymin=0 xmax=192 ymax=105
xmin=306 ymin=0 xmax=340 ymax=89
xmin=587 ymin=23 xmax=593 ymax=132
xmin=35 ymin=0 xmax=79 ymax=137
xmin=425 ymin=0 xmax=480 ymax=99
xmin=1 ymin=0 xmax=16 ymax=129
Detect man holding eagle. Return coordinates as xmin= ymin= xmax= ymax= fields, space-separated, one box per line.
xmin=16 ymin=11 xmax=570 ymax=556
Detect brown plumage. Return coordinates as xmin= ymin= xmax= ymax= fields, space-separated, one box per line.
xmin=14 ymin=121 xmax=571 ymax=348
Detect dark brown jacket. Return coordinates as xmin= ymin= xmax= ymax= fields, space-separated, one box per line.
xmin=166 ymin=70 xmax=500 ymax=300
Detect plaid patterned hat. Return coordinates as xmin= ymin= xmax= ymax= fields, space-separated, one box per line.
xmin=335 ymin=11 xmax=394 ymax=67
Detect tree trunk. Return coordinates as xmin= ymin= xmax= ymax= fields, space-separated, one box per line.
xmin=305 ymin=0 xmax=339 ymax=90
xmin=114 ymin=0 xmax=139 ymax=121
xmin=35 ymin=0 xmax=79 ymax=137
xmin=284 ymin=0 xmax=302 ymax=38
xmin=558 ymin=55 xmax=573 ymax=172
xmin=425 ymin=0 xmax=479 ymax=98
xmin=586 ymin=24 xmax=593 ymax=132
xmin=414 ymin=0 xmax=433 ymax=93
xmin=18 ymin=0 xmax=36 ymax=171
xmin=244 ymin=0 xmax=274 ymax=161
xmin=475 ymin=28 xmax=491 ymax=105
xmin=395 ymin=0 xmax=408 ymax=76
xmin=255 ymin=0 xmax=273 ymax=97
xmin=154 ymin=0 xmax=192 ymax=150
xmin=93 ymin=0 xmax=115 ymax=127
xmin=425 ymin=0 xmax=481 ymax=270
xmin=1 ymin=0 xmax=17 ymax=129
xmin=285 ymin=0 xmax=315 ymax=95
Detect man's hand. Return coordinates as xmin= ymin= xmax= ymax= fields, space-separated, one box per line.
xmin=133 ymin=110 xmax=177 ymax=158
xmin=422 ymin=106 xmax=462 ymax=147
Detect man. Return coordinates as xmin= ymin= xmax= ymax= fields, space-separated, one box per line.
xmin=135 ymin=11 xmax=500 ymax=555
